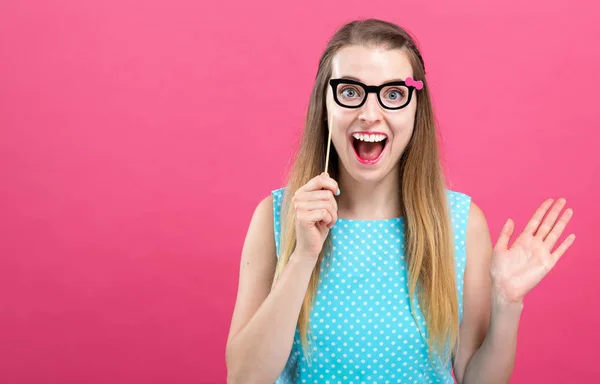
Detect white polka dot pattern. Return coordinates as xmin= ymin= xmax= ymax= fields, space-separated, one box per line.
xmin=272 ymin=188 xmax=471 ymax=383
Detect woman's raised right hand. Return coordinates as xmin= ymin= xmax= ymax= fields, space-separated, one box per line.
xmin=291 ymin=172 xmax=339 ymax=261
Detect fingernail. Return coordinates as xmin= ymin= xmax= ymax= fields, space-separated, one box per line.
xmin=336 ymin=188 xmax=340 ymax=196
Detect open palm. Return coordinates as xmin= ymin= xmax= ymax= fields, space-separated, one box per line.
xmin=490 ymin=198 xmax=576 ymax=304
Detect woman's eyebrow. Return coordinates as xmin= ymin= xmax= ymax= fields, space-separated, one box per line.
xmin=338 ymin=75 xmax=408 ymax=83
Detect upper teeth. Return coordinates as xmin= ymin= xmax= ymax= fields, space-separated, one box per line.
xmin=352 ymin=133 xmax=387 ymax=142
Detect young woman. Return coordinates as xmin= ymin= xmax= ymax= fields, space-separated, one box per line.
xmin=225 ymin=19 xmax=576 ymax=384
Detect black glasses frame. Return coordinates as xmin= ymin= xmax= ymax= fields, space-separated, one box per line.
xmin=329 ymin=78 xmax=420 ymax=110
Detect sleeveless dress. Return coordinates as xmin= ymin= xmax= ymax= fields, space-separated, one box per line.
xmin=271 ymin=188 xmax=472 ymax=384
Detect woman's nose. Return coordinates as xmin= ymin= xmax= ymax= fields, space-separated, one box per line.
xmin=358 ymin=93 xmax=383 ymax=125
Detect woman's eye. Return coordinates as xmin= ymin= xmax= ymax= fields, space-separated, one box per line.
xmin=341 ymin=87 xmax=360 ymax=98
xmin=387 ymin=89 xmax=404 ymax=100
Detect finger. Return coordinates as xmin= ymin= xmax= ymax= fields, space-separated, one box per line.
xmin=293 ymin=190 xmax=335 ymax=204
xmin=294 ymin=200 xmax=332 ymax=212
xmin=522 ymin=198 xmax=554 ymax=236
xmin=296 ymin=201 xmax=337 ymax=229
xmin=292 ymin=190 xmax=338 ymax=228
xmin=295 ymin=175 xmax=326 ymax=194
xmin=320 ymin=209 xmax=334 ymax=228
xmin=495 ymin=218 xmax=515 ymax=251
xmin=551 ymin=234 xmax=576 ymax=264
xmin=296 ymin=173 xmax=339 ymax=196
xmin=302 ymin=209 xmax=332 ymax=227
xmin=319 ymin=172 xmax=339 ymax=196
xmin=535 ymin=198 xmax=566 ymax=240
xmin=545 ymin=208 xmax=574 ymax=249
xmin=326 ymin=199 xmax=338 ymax=228
xmin=321 ymin=189 xmax=338 ymax=215
xmin=297 ymin=208 xmax=328 ymax=226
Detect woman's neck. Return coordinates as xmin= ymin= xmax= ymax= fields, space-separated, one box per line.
xmin=335 ymin=166 xmax=402 ymax=220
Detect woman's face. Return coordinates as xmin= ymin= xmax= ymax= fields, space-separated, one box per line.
xmin=326 ymin=45 xmax=418 ymax=184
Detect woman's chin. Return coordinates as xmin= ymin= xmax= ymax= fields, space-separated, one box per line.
xmin=356 ymin=170 xmax=388 ymax=184
xmin=341 ymin=161 xmax=387 ymax=184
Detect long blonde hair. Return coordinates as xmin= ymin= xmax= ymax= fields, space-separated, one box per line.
xmin=272 ymin=19 xmax=458 ymax=366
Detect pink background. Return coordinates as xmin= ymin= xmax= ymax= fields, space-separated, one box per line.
xmin=1 ymin=0 xmax=598 ymax=383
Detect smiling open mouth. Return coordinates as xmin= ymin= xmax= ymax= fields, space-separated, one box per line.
xmin=351 ymin=132 xmax=388 ymax=164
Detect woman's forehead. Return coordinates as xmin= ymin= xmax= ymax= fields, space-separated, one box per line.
xmin=331 ymin=45 xmax=414 ymax=84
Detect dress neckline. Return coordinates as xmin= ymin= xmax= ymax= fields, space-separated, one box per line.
xmin=336 ymin=217 xmax=404 ymax=223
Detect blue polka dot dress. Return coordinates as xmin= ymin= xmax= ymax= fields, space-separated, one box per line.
xmin=271 ymin=188 xmax=471 ymax=384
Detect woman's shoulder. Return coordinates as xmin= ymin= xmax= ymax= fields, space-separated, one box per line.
xmin=271 ymin=187 xmax=285 ymax=200
xmin=251 ymin=194 xmax=275 ymax=228
xmin=270 ymin=188 xmax=286 ymax=217
xmin=446 ymin=188 xmax=472 ymax=201
xmin=444 ymin=189 xmax=475 ymax=229
xmin=446 ymin=188 xmax=473 ymax=211
xmin=446 ymin=189 xmax=488 ymax=237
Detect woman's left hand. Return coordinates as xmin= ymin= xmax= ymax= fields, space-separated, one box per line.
xmin=490 ymin=198 xmax=576 ymax=305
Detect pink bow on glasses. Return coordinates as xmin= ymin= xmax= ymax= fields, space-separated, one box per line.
xmin=405 ymin=77 xmax=423 ymax=90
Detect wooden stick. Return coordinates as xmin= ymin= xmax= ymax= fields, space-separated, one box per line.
xmin=324 ymin=119 xmax=333 ymax=174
